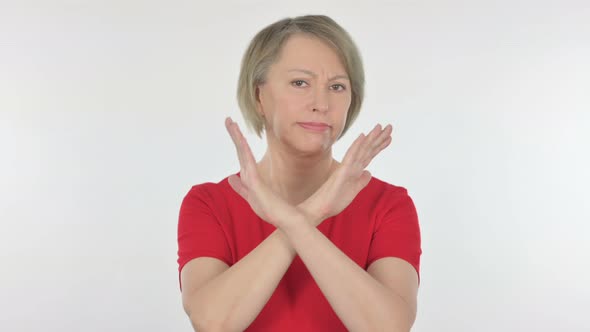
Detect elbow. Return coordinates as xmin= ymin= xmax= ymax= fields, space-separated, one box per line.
xmin=384 ymin=312 xmax=414 ymax=332
xmin=364 ymin=321 xmax=411 ymax=332
xmin=384 ymin=295 xmax=416 ymax=332
xmin=188 ymin=315 xmax=214 ymax=332
xmin=366 ymin=303 xmax=415 ymax=332
xmin=371 ymin=320 xmax=412 ymax=332
xmin=187 ymin=311 xmax=228 ymax=332
xmin=183 ymin=297 xmax=227 ymax=332
xmin=358 ymin=312 xmax=411 ymax=332
xmin=389 ymin=313 xmax=415 ymax=332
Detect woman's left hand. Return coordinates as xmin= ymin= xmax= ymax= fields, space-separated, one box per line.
xmin=298 ymin=123 xmax=393 ymax=224
xmin=224 ymin=117 xmax=299 ymax=229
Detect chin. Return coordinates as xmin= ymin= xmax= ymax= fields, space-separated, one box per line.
xmin=290 ymin=136 xmax=333 ymax=155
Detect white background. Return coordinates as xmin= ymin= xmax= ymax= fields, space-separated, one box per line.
xmin=1 ymin=0 xmax=589 ymax=331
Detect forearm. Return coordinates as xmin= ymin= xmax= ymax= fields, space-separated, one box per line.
xmin=188 ymin=229 xmax=297 ymax=331
xmin=281 ymin=216 xmax=413 ymax=332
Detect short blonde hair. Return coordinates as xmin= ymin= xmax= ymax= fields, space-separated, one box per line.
xmin=237 ymin=15 xmax=365 ymax=138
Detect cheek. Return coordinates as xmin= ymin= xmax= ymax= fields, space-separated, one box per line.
xmin=333 ymin=95 xmax=351 ymax=120
xmin=283 ymin=91 xmax=309 ymax=107
xmin=274 ymin=94 xmax=303 ymax=120
xmin=336 ymin=93 xmax=352 ymax=111
xmin=267 ymin=97 xmax=293 ymax=133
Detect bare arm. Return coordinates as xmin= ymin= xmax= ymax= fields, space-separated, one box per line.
xmin=220 ymin=118 xmax=416 ymax=331
xmin=182 ymin=228 xmax=296 ymax=331
xmin=281 ymin=216 xmax=418 ymax=332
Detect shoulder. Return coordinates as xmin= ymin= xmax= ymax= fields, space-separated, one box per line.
xmin=360 ymin=175 xmax=417 ymax=218
xmin=178 ymin=173 xmax=245 ymax=228
xmin=363 ymin=175 xmax=412 ymax=202
xmin=181 ymin=173 xmax=237 ymax=208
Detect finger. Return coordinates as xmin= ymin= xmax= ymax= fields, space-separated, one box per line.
xmin=369 ymin=135 xmax=392 ymax=162
xmin=358 ymin=124 xmax=386 ymax=163
xmin=228 ymin=174 xmax=249 ymax=199
xmin=225 ymin=117 xmax=242 ymax=152
xmin=227 ymin=118 xmax=257 ymax=171
xmin=363 ymin=127 xmax=393 ymax=168
xmin=369 ymin=124 xmax=393 ymax=155
xmin=343 ymin=124 xmax=383 ymax=169
xmin=232 ymin=120 xmax=257 ymax=166
xmin=342 ymin=132 xmax=367 ymax=164
xmin=355 ymin=170 xmax=372 ymax=191
xmin=225 ymin=117 xmax=248 ymax=168
xmin=378 ymin=134 xmax=392 ymax=151
xmin=366 ymin=124 xmax=382 ymax=141
xmin=227 ymin=118 xmax=263 ymax=187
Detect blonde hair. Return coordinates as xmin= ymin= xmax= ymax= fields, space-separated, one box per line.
xmin=236 ymin=15 xmax=365 ymax=138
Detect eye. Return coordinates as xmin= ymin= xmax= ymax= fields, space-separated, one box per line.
xmin=291 ymin=80 xmax=308 ymax=87
xmin=331 ymin=84 xmax=347 ymax=92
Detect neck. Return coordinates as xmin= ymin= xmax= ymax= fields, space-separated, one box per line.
xmin=257 ymin=146 xmax=337 ymax=206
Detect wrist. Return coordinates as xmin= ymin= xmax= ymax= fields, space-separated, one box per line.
xmin=297 ymin=201 xmax=324 ymax=226
xmin=279 ymin=212 xmax=315 ymax=240
xmin=275 ymin=204 xmax=306 ymax=230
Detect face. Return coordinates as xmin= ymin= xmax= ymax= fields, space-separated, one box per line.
xmin=256 ymin=34 xmax=352 ymax=156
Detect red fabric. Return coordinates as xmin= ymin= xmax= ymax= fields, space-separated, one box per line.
xmin=177 ymin=173 xmax=422 ymax=331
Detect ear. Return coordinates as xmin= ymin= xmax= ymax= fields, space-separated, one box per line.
xmin=255 ymin=85 xmax=265 ymax=117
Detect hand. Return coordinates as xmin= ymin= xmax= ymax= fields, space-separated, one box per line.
xmin=224 ymin=117 xmax=299 ymax=229
xmin=298 ymin=124 xmax=393 ymax=225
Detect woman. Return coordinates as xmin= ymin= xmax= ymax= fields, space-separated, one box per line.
xmin=177 ymin=15 xmax=422 ymax=332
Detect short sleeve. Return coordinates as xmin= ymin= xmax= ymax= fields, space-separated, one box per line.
xmin=367 ymin=187 xmax=422 ymax=283
xmin=177 ymin=185 xmax=233 ymax=291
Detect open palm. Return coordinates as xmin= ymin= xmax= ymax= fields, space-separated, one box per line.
xmin=299 ymin=123 xmax=393 ymax=225
xmin=224 ymin=117 xmax=295 ymax=228
xmin=225 ymin=117 xmax=393 ymax=229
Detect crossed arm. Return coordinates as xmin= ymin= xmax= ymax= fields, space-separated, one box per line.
xmin=181 ymin=118 xmax=419 ymax=331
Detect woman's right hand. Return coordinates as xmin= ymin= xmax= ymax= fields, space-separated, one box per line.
xmin=298 ymin=123 xmax=394 ymax=226
xmin=225 ymin=117 xmax=302 ymax=229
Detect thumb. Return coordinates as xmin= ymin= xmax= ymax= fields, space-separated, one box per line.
xmin=355 ymin=170 xmax=372 ymax=191
xmin=228 ymin=174 xmax=248 ymax=199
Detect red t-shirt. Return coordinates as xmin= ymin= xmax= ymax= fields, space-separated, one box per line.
xmin=177 ymin=173 xmax=422 ymax=331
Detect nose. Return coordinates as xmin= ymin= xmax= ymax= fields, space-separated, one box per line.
xmin=312 ymin=88 xmax=329 ymax=113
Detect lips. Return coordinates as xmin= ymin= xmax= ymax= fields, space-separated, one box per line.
xmin=297 ymin=122 xmax=331 ymax=132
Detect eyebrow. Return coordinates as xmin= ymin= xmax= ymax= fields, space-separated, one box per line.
xmin=287 ymin=69 xmax=350 ymax=81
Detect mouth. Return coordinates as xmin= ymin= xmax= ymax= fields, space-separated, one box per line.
xmin=297 ymin=122 xmax=331 ymax=132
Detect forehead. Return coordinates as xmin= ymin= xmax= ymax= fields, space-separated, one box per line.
xmin=273 ymin=34 xmax=346 ymax=73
